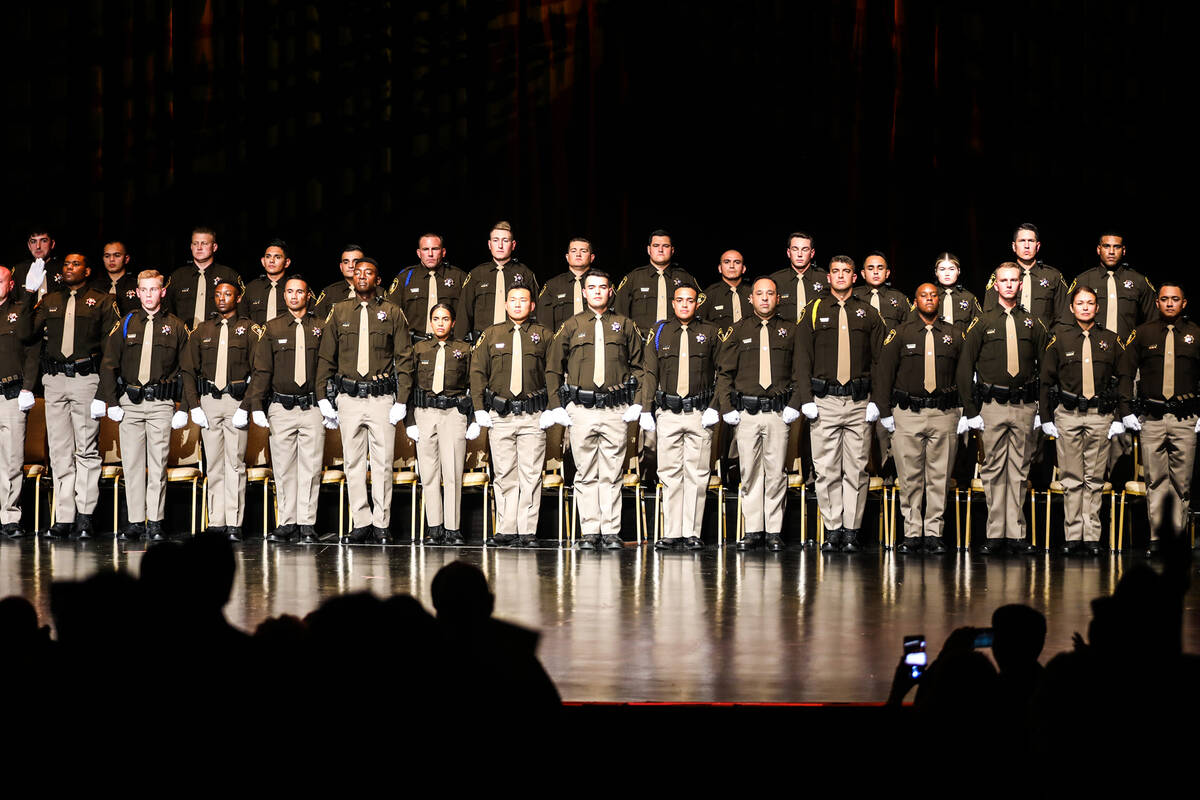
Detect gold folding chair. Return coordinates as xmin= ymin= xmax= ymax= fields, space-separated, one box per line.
xmin=393 ymin=424 xmax=419 ymax=541
xmin=542 ymin=422 xmax=568 ymax=544
xmin=22 ymin=398 xmax=52 ymax=532
xmin=1117 ymin=435 xmax=1147 ymax=552
xmin=320 ymin=426 xmax=348 ymax=539
xmin=166 ymin=421 xmax=205 ymax=535
xmin=98 ymin=416 xmax=123 ymax=533
xmin=244 ymin=422 xmax=275 ymax=536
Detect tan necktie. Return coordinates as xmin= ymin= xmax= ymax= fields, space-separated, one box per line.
xmin=432 ymin=341 xmax=446 ymax=393
xmin=1163 ymin=324 xmax=1176 ymax=399
xmin=758 ymin=320 xmax=771 ymax=390
xmin=138 ymin=313 xmax=155 ymax=384
xmin=510 ymin=324 xmax=523 ymax=396
xmin=795 ymin=275 xmax=807 ymax=323
xmin=731 ymin=287 xmax=742 ymax=322
xmin=1081 ymin=329 xmax=1095 ymax=399
xmin=924 ymin=324 xmax=937 ymax=394
xmin=1021 ymin=268 xmax=1032 ymax=311
xmin=870 ymin=289 xmax=881 ymax=311
xmin=294 ymin=318 xmax=306 ymax=386
xmin=109 ymin=278 xmax=119 ymax=295
xmin=214 ymin=319 xmax=229 ymax=389
xmin=656 ymin=270 xmax=668 ymax=322
xmin=1005 ymin=309 xmax=1019 ymax=377
xmin=573 ymin=277 xmax=584 ymax=315
xmin=426 ymin=271 xmax=439 ymax=334
xmin=1105 ymin=271 xmax=1118 ymax=332
xmin=677 ymin=324 xmax=690 ymax=396
xmin=356 ymin=302 xmax=370 ymax=376
xmin=266 ymin=281 xmax=278 ymax=321
xmin=61 ymin=289 xmax=77 ymax=358
xmin=194 ymin=271 xmax=207 ymax=328
xmin=493 ymin=265 xmax=507 ymax=325
xmin=593 ymin=314 xmax=606 ymax=388
xmin=836 ymin=301 xmax=851 ymax=385
xmin=942 ymin=288 xmax=954 ymax=324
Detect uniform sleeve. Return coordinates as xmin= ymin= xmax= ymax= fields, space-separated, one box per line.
xmin=21 ymin=301 xmax=47 ymax=391
xmin=1052 ymin=276 xmax=1069 ymax=328
xmin=236 ymin=284 xmax=251 ymax=319
xmin=627 ymin=323 xmax=649 ymax=408
xmin=469 ymin=329 xmax=490 ymax=410
xmin=545 ymin=321 xmax=570 ymax=409
xmin=642 ymin=328 xmax=659 ymax=407
xmin=246 ymin=327 xmax=272 ymax=413
xmin=795 ymin=306 xmax=816 ymax=405
xmin=393 ymin=313 xmax=414 ymax=405
xmin=526 ymin=271 xmax=542 ymax=324
xmin=1117 ymin=329 xmax=1139 ymax=416
xmin=1139 ymin=276 xmax=1158 ymax=325
xmin=713 ymin=328 xmax=736 ymax=416
xmin=315 ymin=312 xmax=339 ymax=401
xmin=455 ymin=272 xmax=476 ymax=340
xmin=958 ymin=319 xmax=984 ymax=417
xmin=613 ymin=274 xmax=632 ymax=320
xmin=99 ymin=323 xmax=124 ymax=405
xmin=873 ymin=330 xmax=900 ymax=418
xmin=181 ymin=328 xmax=202 ymax=410
xmin=1039 ymin=337 xmax=1060 ymax=422
xmin=1113 ymin=337 xmax=1130 ymax=420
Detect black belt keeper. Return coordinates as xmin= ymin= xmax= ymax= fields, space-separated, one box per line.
xmin=732 ymin=390 xmax=790 ymax=414
xmin=412 ymin=386 xmax=471 ymax=415
xmin=271 ymin=391 xmax=316 ymax=411
xmin=892 ymin=389 xmax=960 ymax=412
xmin=200 ymin=378 xmax=248 ymax=401
xmin=559 ymin=380 xmax=638 ymax=409
xmin=1137 ymin=395 xmax=1199 ymax=420
xmin=976 ymin=381 xmax=1038 ymax=406
xmin=42 ymin=354 xmax=100 ymax=378
xmin=0 ymin=378 xmax=22 ymax=401
xmin=335 ymin=375 xmax=396 ymax=399
xmin=812 ymin=376 xmax=871 ymax=401
xmin=654 ymin=388 xmax=714 ymax=413
xmin=485 ymin=388 xmax=548 ymax=417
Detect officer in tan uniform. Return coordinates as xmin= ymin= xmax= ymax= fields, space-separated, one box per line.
xmin=316 ymin=258 xmax=414 ymax=544
xmin=92 ymin=240 xmax=140 ymax=314
xmin=852 ymin=252 xmax=909 ymax=328
xmin=406 ymin=303 xmax=478 ymax=546
xmin=715 ymin=277 xmax=804 ymax=551
xmin=982 ymin=224 xmax=1068 ymax=327
xmin=1068 ymin=231 xmax=1156 ymax=340
xmin=165 ymin=227 xmax=244 ymax=331
xmin=0 ymin=266 xmax=35 ymax=538
xmin=699 ymin=250 xmax=752 ymax=329
xmin=539 ymin=237 xmax=595 ymax=333
xmin=645 ymin=284 xmax=721 ymax=550
xmin=386 ymin=233 xmax=468 ymax=339
xmin=768 ymin=231 xmax=829 ymax=325
xmin=614 ymin=230 xmax=699 ymax=333
xmin=239 ymin=238 xmax=291 ymax=324
xmin=471 ymin=285 xmax=555 ymax=547
xmin=875 ymin=282 xmax=963 ymax=554
xmin=182 ymin=280 xmax=257 ymax=541
xmin=100 ymin=270 xmax=191 ymax=541
xmin=313 ymin=245 xmax=364 ymax=322
xmin=247 ymin=275 xmax=327 ymax=545
xmin=546 ymin=270 xmax=648 ymax=550
xmin=456 ymin=221 xmax=540 ymax=342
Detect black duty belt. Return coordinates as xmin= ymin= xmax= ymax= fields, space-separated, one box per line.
xmin=975 ymin=381 xmax=1038 ymax=405
xmin=485 ymin=388 xmax=548 ymax=417
xmin=271 ymin=391 xmax=316 ymax=411
xmin=812 ymin=377 xmax=871 ymax=401
xmin=42 ymin=355 xmax=100 ymax=377
xmin=1136 ymin=395 xmax=1199 ymax=420
xmin=119 ymin=376 xmax=182 ymax=404
xmin=654 ymin=388 xmax=713 ymax=413
xmin=331 ymin=375 xmax=396 ymax=399
xmin=1051 ymin=388 xmax=1114 ymax=414
xmin=200 ymin=378 xmax=248 ymax=401
xmin=559 ymin=380 xmax=638 ymax=409
xmin=0 ymin=376 xmax=22 ymax=401
xmin=891 ymin=389 xmax=960 ymax=412
xmin=732 ymin=390 xmax=790 ymax=414
xmin=412 ymin=386 xmax=471 ymax=415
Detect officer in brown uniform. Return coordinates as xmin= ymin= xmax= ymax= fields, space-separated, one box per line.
xmin=958 ymin=262 xmax=1050 ymax=554
xmin=614 ymin=230 xmax=699 ymax=333
xmin=1068 ymin=231 xmax=1156 ymax=341
xmin=316 ymin=257 xmax=414 ymax=544
xmin=798 ymin=256 xmax=886 ymax=552
xmin=100 ymin=270 xmax=191 ymax=541
xmin=1039 ymin=284 xmax=1125 ymax=556
xmin=13 ymin=227 xmax=63 ymax=305
xmin=768 ymin=231 xmax=829 ymax=325
xmin=716 ymin=276 xmax=804 ymax=551
xmin=0 ymin=266 xmax=35 ymax=538
xmin=386 ymin=233 xmax=468 ymax=339
xmin=539 ymin=237 xmax=595 ymax=333
xmin=456 ymin=221 xmax=540 ymax=343
xmin=875 ymin=282 xmax=963 ymax=554
xmin=925 ymin=252 xmax=981 ymax=332
xmin=645 ymin=284 xmax=721 ymax=550
xmin=853 ymin=252 xmax=909 ymax=328
xmin=166 ymin=227 xmax=245 ymax=331
xmin=982 ymin=224 xmax=1068 ymax=328
xmin=247 ymin=275 xmax=327 ymax=545
xmin=546 ymin=270 xmax=648 ymax=550
xmin=471 ymin=285 xmax=555 ymax=547
xmin=239 ymin=238 xmax=291 ymax=325
xmin=182 ymin=280 xmax=257 ymax=541
xmin=25 ymin=253 xmax=119 ymax=539
xmin=92 ymin=240 xmax=141 ymax=314
xmin=313 ymin=245 xmax=363 ymax=322
xmin=1119 ymin=282 xmax=1199 ymax=553
xmin=700 ymin=250 xmax=753 ymax=329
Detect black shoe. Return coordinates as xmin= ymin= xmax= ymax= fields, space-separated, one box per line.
xmin=119 ymin=523 xmax=145 ymax=541
xmin=923 ymin=536 xmax=946 ymax=555
xmin=601 ymin=534 xmax=624 ymax=550
xmin=577 ymin=534 xmax=601 ymax=550
xmin=269 ymin=524 xmax=296 ymax=543
xmin=1145 ymin=539 xmax=1160 ymax=558
xmin=842 ymin=530 xmax=861 ymax=553
xmin=821 ymin=528 xmax=843 ymax=552
xmin=146 ymin=521 xmax=166 ymax=541
xmin=489 ymin=534 xmax=518 ymax=547
xmin=45 ymin=522 xmax=73 ymax=539
xmin=804 ymin=538 xmax=817 ymax=548
xmin=898 ymin=537 xmax=921 ymax=554
xmin=655 ymin=537 xmax=684 ymax=550
xmin=1061 ymin=540 xmax=1080 ymax=556
xmin=226 ymin=526 xmax=243 ymax=542
xmin=518 ymin=534 xmax=539 ymax=548
xmin=443 ymin=529 xmax=465 ymax=546
xmin=295 ymin=526 xmax=316 ymax=543
xmin=1081 ymin=542 xmax=1101 ymax=556
xmin=424 ymin=524 xmax=445 ymax=545
xmin=373 ymin=526 xmax=392 ymax=544
xmin=2 ymin=523 xmax=25 ymax=539
xmin=766 ymin=533 xmax=785 ymax=551
xmin=980 ymin=539 xmax=1006 ymax=555
xmin=342 ymin=526 xmax=371 ymax=545
xmin=737 ymin=532 xmax=764 ymax=550
xmin=74 ymin=514 xmax=94 ymax=540
xmin=1012 ymin=538 xmax=1038 ymax=554
xmin=684 ymin=536 xmax=704 ymax=550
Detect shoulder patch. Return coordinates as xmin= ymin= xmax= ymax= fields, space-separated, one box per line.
xmin=1067 ymin=278 xmax=1077 ymax=292
xmin=1045 ymin=335 xmax=1056 ymax=351
xmin=696 ymin=291 xmax=707 ymax=307
xmin=251 ymin=323 xmax=265 ymax=339
xmin=324 ymin=308 xmax=335 ymax=325
xmin=616 ymin=275 xmax=629 ymax=292
xmin=1125 ymin=329 xmax=1137 ymax=346
xmin=388 ymin=277 xmax=401 ymax=295
xmin=109 ymin=320 xmax=121 ymax=336
xmin=472 ymin=330 xmax=488 ymax=350
xmin=984 ymin=273 xmax=996 ymax=290
xmin=718 ymin=326 xmax=732 ymax=342
xmin=966 ymin=317 xmax=980 ymax=332
xmin=883 ymin=329 xmax=896 ymax=346
xmin=461 ymin=273 xmax=473 ymax=288
xmin=552 ymin=321 xmax=568 ymax=340
xmin=315 ymin=290 xmax=326 ymax=306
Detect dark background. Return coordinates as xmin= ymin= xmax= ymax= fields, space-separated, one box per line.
xmin=2 ymin=0 xmax=1190 ymax=296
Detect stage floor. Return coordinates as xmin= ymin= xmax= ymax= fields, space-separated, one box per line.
xmin=2 ymin=537 xmax=1197 ymax=702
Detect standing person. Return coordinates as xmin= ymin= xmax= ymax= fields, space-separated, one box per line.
xmin=456 ymin=221 xmax=539 ymax=343
xmin=92 ymin=240 xmax=140 ymax=314
xmin=240 ymin=238 xmax=291 ymax=325
xmin=875 ymin=282 xmax=963 ymax=554
xmin=316 ymin=258 xmax=413 ymax=544
xmin=24 ymin=253 xmax=119 ymax=539
xmin=386 ymin=233 xmax=468 ymax=340
xmin=313 ymin=245 xmax=364 ymax=321
xmin=982 ymin=224 xmax=1069 ymax=328
xmin=0 ymin=266 xmax=35 ymax=539
xmin=957 ymin=262 xmax=1050 ymax=554
xmin=853 ymin=251 xmax=909 ymax=328
xmin=646 ymin=284 xmax=721 ymax=550
xmin=1119 ymin=282 xmax=1199 ymax=555
xmin=247 ymin=275 xmax=327 ymax=545
xmin=925 ymin=252 xmax=980 ymax=332
xmin=700 ymin=249 xmax=752 ymax=329
xmin=13 ymin=226 xmax=62 ymax=304
xmin=539 ymin=237 xmax=596 ymax=332
xmin=99 ymin=270 xmax=191 ymax=541
xmin=546 ymin=270 xmax=648 ymax=550
xmin=1067 ymin=231 xmax=1156 ymax=341
xmin=1039 ymin=285 xmax=1125 ymax=556
xmin=797 ymin=256 xmax=886 ymax=552
xmin=715 ymin=277 xmax=804 ymax=551
xmin=614 ymin=229 xmax=698 ymax=333
xmin=471 ymin=285 xmax=555 ymax=548
xmin=165 ymin=226 xmax=244 ymax=331
xmin=769 ymin=231 xmax=829 ymax=325
xmin=181 ymin=280 xmax=256 ymax=542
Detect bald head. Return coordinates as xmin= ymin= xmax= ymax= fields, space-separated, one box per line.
xmin=914 ymin=282 xmax=940 ymax=320
xmin=718 ymin=250 xmax=746 ymax=285
xmin=0 ymin=266 xmax=13 ymax=302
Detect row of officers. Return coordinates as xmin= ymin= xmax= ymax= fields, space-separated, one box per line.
xmin=0 ymin=223 xmax=1184 ymax=557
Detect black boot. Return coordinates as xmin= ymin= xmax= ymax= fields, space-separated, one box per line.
xmin=841 ymin=529 xmax=861 ymax=553
xmin=820 ymin=528 xmax=842 ymax=552
xmin=74 ymin=514 xmax=94 ymax=540
xmin=737 ymin=531 xmax=764 ymax=550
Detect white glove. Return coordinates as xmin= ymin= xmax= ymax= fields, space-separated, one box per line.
xmin=554 ymin=406 xmax=573 ymax=427
xmin=107 ymin=406 xmax=125 ymax=423
xmin=1122 ymin=414 xmax=1141 ymax=432
xmin=1033 ymin=414 xmax=1042 ymax=431
xmin=781 ymin=406 xmax=801 ymax=424
xmin=801 ymin=402 xmax=819 ymax=420
xmin=722 ymin=410 xmax=741 ymax=426
xmin=252 ymin=410 xmax=269 ymax=429
xmin=865 ymin=402 xmax=881 ymax=423
xmin=406 ymin=425 xmax=420 ymax=443
xmin=956 ymin=416 xmax=969 ymax=435
xmin=231 ymin=408 xmax=249 ymax=429
xmin=639 ymin=411 xmax=656 ymax=432
xmin=88 ymin=398 xmax=105 ymax=418
xmin=1107 ymin=421 xmax=1125 ymax=440
xmin=465 ymin=422 xmax=481 ymax=440
xmin=701 ymin=407 xmax=720 ymax=428
xmin=18 ymin=390 xmax=36 ymax=412
xmin=388 ymin=403 xmax=406 ymax=425
xmin=318 ymin=398 xmax=337 ymax=422
xmin=1041 ymin=421 xmax=1059 ymax=438
xmin=171 ymin=410 xmax=188 ymax=430
xmin=24 ymin=258 xmax=45 ymax=292
xmin=966 ymin=415 xmax=984 ymax=431
xmin=621 ymin=403 xmax=643 ymax=423
xmin=881 ymin=416 xmax=896 ymax=433
xmin=538 ymin=410 xmax=556 ymax=430
xmin=474 ymin=409 xmax=493 ymax=428
xmin=322 ymin=417 xmax=339 ymax=430
xmin=1195 ymin=418 xmax=1200 ymax=434
xmin=190 ymin=408 xmax=210 ymax=429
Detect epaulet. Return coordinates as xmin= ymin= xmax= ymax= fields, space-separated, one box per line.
xmin=966 ymin=316 xmax=980 ymax=332
xmin=616 ymin=275 xmax=629 ymax=292
xmin=717 ymin=326 xmax=732 ymax=342
xmin=883 ymin=328 xmax=897 ymax=346
xmin=251 ymin=323 xmax=265 ymax=339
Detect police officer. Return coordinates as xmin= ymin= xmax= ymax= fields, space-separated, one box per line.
xmin=1067 ymin=231 xmax=1156 ymax=341
xmin=1119 ymin=281 xmax=1199 ymax=554
xmin=100 ymin=270 xmax=191 ymax=541
xmin=316 ymin=257 xmax=413 ymax=544
xmin=700 ymin=249 xmax=752 ymax=329
xmin=925 ymin=252 xmax=980 ymax=332
xmin=166 ymin=226 xmax=244 ymax=331
xmin=240 ymin=238 xmax=291 ymax=325
xmin=646 ymin=284 xmax=721 ymax=550
xmin=875 ymin=282 xmax=963 ymax=554
xmin=13 ymin=226 xmax=63 ymax=305
xmin=958 ymin=262 xmax=1049 ymax=554
xmin=182 ymin=279 xmax=256 ymax=541
xmin=853 ymin=252 xmax=909 ymax=328
xmin=1039 ymin=284 xmax=1125 ymax=556
xmin=386 ymin=233 xmax=468 ymax=339
xmin=26 ymin=251 xmax=119 ymax=539
xmin=769 ymin=231 xmax=829 ymax=325
xmin=0 ymin=266 xmax=35 ymax=538
xmin=798 ymin=256 xmax=886 ymax=552
xmin=92 ymin=240 xmax=140 ymax=314
xmin=546 ymin=270 xmax=648 ymax=550
xmin=614 ymin=229 xmax=698 ymax=333
xmin=982 ymin=224 xmax=1068 ymax=327
xmin=456 ymin=221 xmax=539 ymax=343
xmin=313 ymin=245 xmax=364 ymax=322
xmin=539 ymin=237 xmax=595 ymax=333
xmin=471 ymin=285 xmax=555 ymax=548
xmin=247 ymin=275 xmax=327 ymax=545
xmin=716 ymin=277 xmax=804 ymax=552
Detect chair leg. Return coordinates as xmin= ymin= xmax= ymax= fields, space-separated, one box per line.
xmin=113 ymin=481 xmax=120 ymax=534
xmin=557 ymin=483 xmax=564 ymax=546
xmin=1044 ymin=491 xmax=1051 ymax=552
xmin=954 ymin=489 xmax=962 ymax=551
xmin=654 ymin=483 xmax=661 ymax=543
xmin=965 ymin=493 xmax=973 ymax=551
xmin=1118 ymin=492 xmax=1126 ymax=552
xmin=736 ymin=492 xmax=743 ymax=541
xmin=1029 ymin=487 xmax=1036 ymax=548
xmin=816 ymin=511 xmax=823 ymax=547
xmin=799 ymin=484 xmax=807 ymax=544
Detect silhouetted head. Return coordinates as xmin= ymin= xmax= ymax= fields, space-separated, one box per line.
xmin=991 ymin=604 xmax=1046 ymax=673
xmin=430 ymin=562 xmax=494 ymax=624
xmin=182 ymin=531 xmax=237 ymax=611
xmin=0 ymin=596 xmax=39 ymax=645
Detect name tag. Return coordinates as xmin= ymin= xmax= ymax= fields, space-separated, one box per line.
xmin=556 ymin=293 xmax=566 ymax=299
xmin=495 ymin=342 xmax=505 ymax=349
xmin=819 ymin=317 xmax=829 ymax=323
xmin=410 ymin=288 xmax=420 ymax=293
xmin=578 ymin=333 xmax=588 ymax=339
xmin=128 ymin=333 xmax=138 ymax=339
xmin=278 ymin=339 xmax=288 ymax=344
xmin=341 ymin=322 xmax=350 ymax=327
xmin=742 ymin=338 xmax=752 ymax=344
xmin=906 ymin=343 xmax=916 ymax=349
xmin=640 ymin=287 xmax=649 ymax=293
xmin=986 ymin=329 xmax=996 ymax=335
xmin=480 ymin=283 xmax=489 ymax=289
xmin=714 ymin=304 xmax=725 ymax=310
xmin=202 ymin=338 xmax=213 ymax=343
xmin=661 ymin=345 xmax=671 ymax=351
xmin=1066 ymin=351 xmax=1075 ymax=357
xmin=420 ymin=360 xmax=429 ymax=365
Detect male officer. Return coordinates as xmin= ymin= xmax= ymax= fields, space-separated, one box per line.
xmin=247 ymin=275 xmax=327 ymax=545
xmin=715 ymin=277 xmax=804 ymax=551
xmin=25 ymin=253 xmax=119 ymax=539
xmin=471 ymin=285 xmax=555 ymax=547
xmin=1039 ymin=285 xmax=1125 ymax=556
xmin=769 ymin=231 xmax=829 ymax=325
xmin=99 ymin=270 xmax=191 ymax=541
xmin=982 ymin=224 xmax=1068 ymax=327
xmin=546 ymin=270 xmax=648 ymax=550
xmin=614 ymin=229 xmax=698 ymax=333
xmin=92 ymin=240 xmax=140 ymax=314
xmin=0 ymin=266 xmax=34 ymax=538
xmin=645 ymin=284 xmax=721 ymax=550
xmin=313 ymin=245 xmax=364 ymax=321
xmin=13 ymin=226 xmax=63 ymax=304
xmin=457 ymin=221 xmax=539 ymax=342
xmin=240 ymin=238 xmax=291 ymax=324
xmin=1119 ymin=282 xmax=1199 ymax=554
xmin=1067 ymin=231 xmax=1156 ymax=341
xmin=875 ymin=282 xmax=963 ymax=554
xmin=958 ymin=262 xmax=1049 ymax=554
xmin=853 ymin=252 xmax=909 ymax=328
xmin=798 ymin=256 xmax=886 ymax=552
xmin=539 ymin=237 xmax=596 ymax=332
xmin=386 ymin=233 xmax=468 ymax=338
xmin=166 ymin=226 xmax=244 ymax=330
xmin=182 ymin=280 xmax=256 ymax=541
xmin=316 ymin=258 xmax=413 ymax=544
xmin=700 ymin=249 xmax=752 ymax=329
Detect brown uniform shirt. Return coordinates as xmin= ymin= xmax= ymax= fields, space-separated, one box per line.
xmin=315 ymin=295 xmax=414 ymax=403
xmin=456 ymin=260 xmax=540 ymax=339
xmin=873 ymin=316 xmax=963 ymax=417
xmin=538 ymin=269 xmax=593 ymax=332
xmin=614 ymin=264 xmax=699 ymax=333
xmin=1067 ymin=263 xmax=1157 ymax=340
xmin=23 ymin=286 xmax=120 ymax=388
xmin=546 ymin=309 xmax=646 ymax=408
xmin=246 ymin=312 xmax=326 ymax=412
xmin=909 ymin=285 xmax=981 ymax=332
xmin=795 ymin=295 xmax=886 ymax=404
xmin=852 ymin=285 xmax=910 ymax=328
xmin=469 ymin=319 xmax=553 ymax=408
xmin=982 ymin=261 xmax=1068 ymax=328
xmin=714 ymin=314 xmax=805 ymax=414
xmin=0 ymin=297 xmax=34 ymax=382
xmin=957 ymin=305 xmax=1049 ymax=417
xmin=313 ymin=280 xmax=358 ymax=323
xmin=385 ymin=263 xmax=469 ymax=334
xmin=99 ymin=309 xmax=190 ymax=403
xmin=699 ymin=279 xmax=752 ymax=329
xmin=90 ymin=271 xmax=141 ymax=315
xmin=643 ymin=318 xmax=720 ymax=403
xmin=181 ymin=315 xmax=259 ymax=410
xmin=239 ymin=275 xmax=289 ymax=324
xmin=1039 ymin=322 xmax=1124 ymax=421
xmin=12 ymin=255 xmax=64 ymax=305
xmin=1120 ymin=317 xmax=1200 ymax=404
xmin=767 ymin=265 xmax=830 ymax=325
xmin=165 ymin=262 xmax=245 ymax=329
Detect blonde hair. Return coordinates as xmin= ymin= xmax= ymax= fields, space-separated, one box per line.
xmin=137 ymin=269 xmax=165 ymax=286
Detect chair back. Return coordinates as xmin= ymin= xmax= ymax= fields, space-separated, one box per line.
xmin=99 ymin=416 xmax=122 ymax=464
xmin=168 ymin=421 xmax=204 ymax=470
xmin=394 ymin=422 xmax=417 ymax=470
xmin=23 ymin=398 xmax=50 ymax=466
xmin=544 ymin=421 xmax=565 ymax=474
xmin=245 ymin=421 xmax=270 ymax=468
xmin=322 ymin=425 xmax=344 ymax=468
xmin=465 ymin=426 xmax=490 ymax=473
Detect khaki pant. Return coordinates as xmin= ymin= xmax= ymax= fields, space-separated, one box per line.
xmin=118 ymin=399 xmax=174 ymax=523
xmin=489 ymin=412 xmax=545 ymax=535
xmin=338 ymin=394 xmax=396 ymax=529
xmin=734 ymin=410 xmax=787 ymax=534
xmin=1054 ymin=408 xmax=1112 ymax=542
xmin=893 ymin=407 xmax=960 ymax=539
xmin=0 ymin=397 xmax=24 ymax=525
xmin=415 ymin=407 xmax=467 ymax=529
xmin=268 ymin=402 xmax=325 ymax=526
xmin=199 ymin=394 xmax=248 ymax=527
xmin=811 ymin=395 xmax=871 ymax=531
xmin=979 ymin=400 xmax=1037 ymax=540
xmin=43 ymin=373 xmax=102 ymax=523
xmin=656 ymin=409 xmax=712 ymax=539
xmin=566 ymin=403 xmax=627 ymax=536
xmin=1139 ymin=413 xmax=1196 ymax=536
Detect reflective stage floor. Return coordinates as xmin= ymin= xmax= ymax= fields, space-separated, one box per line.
xmin=3 ymin=537 xmax=1198 ymax=702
